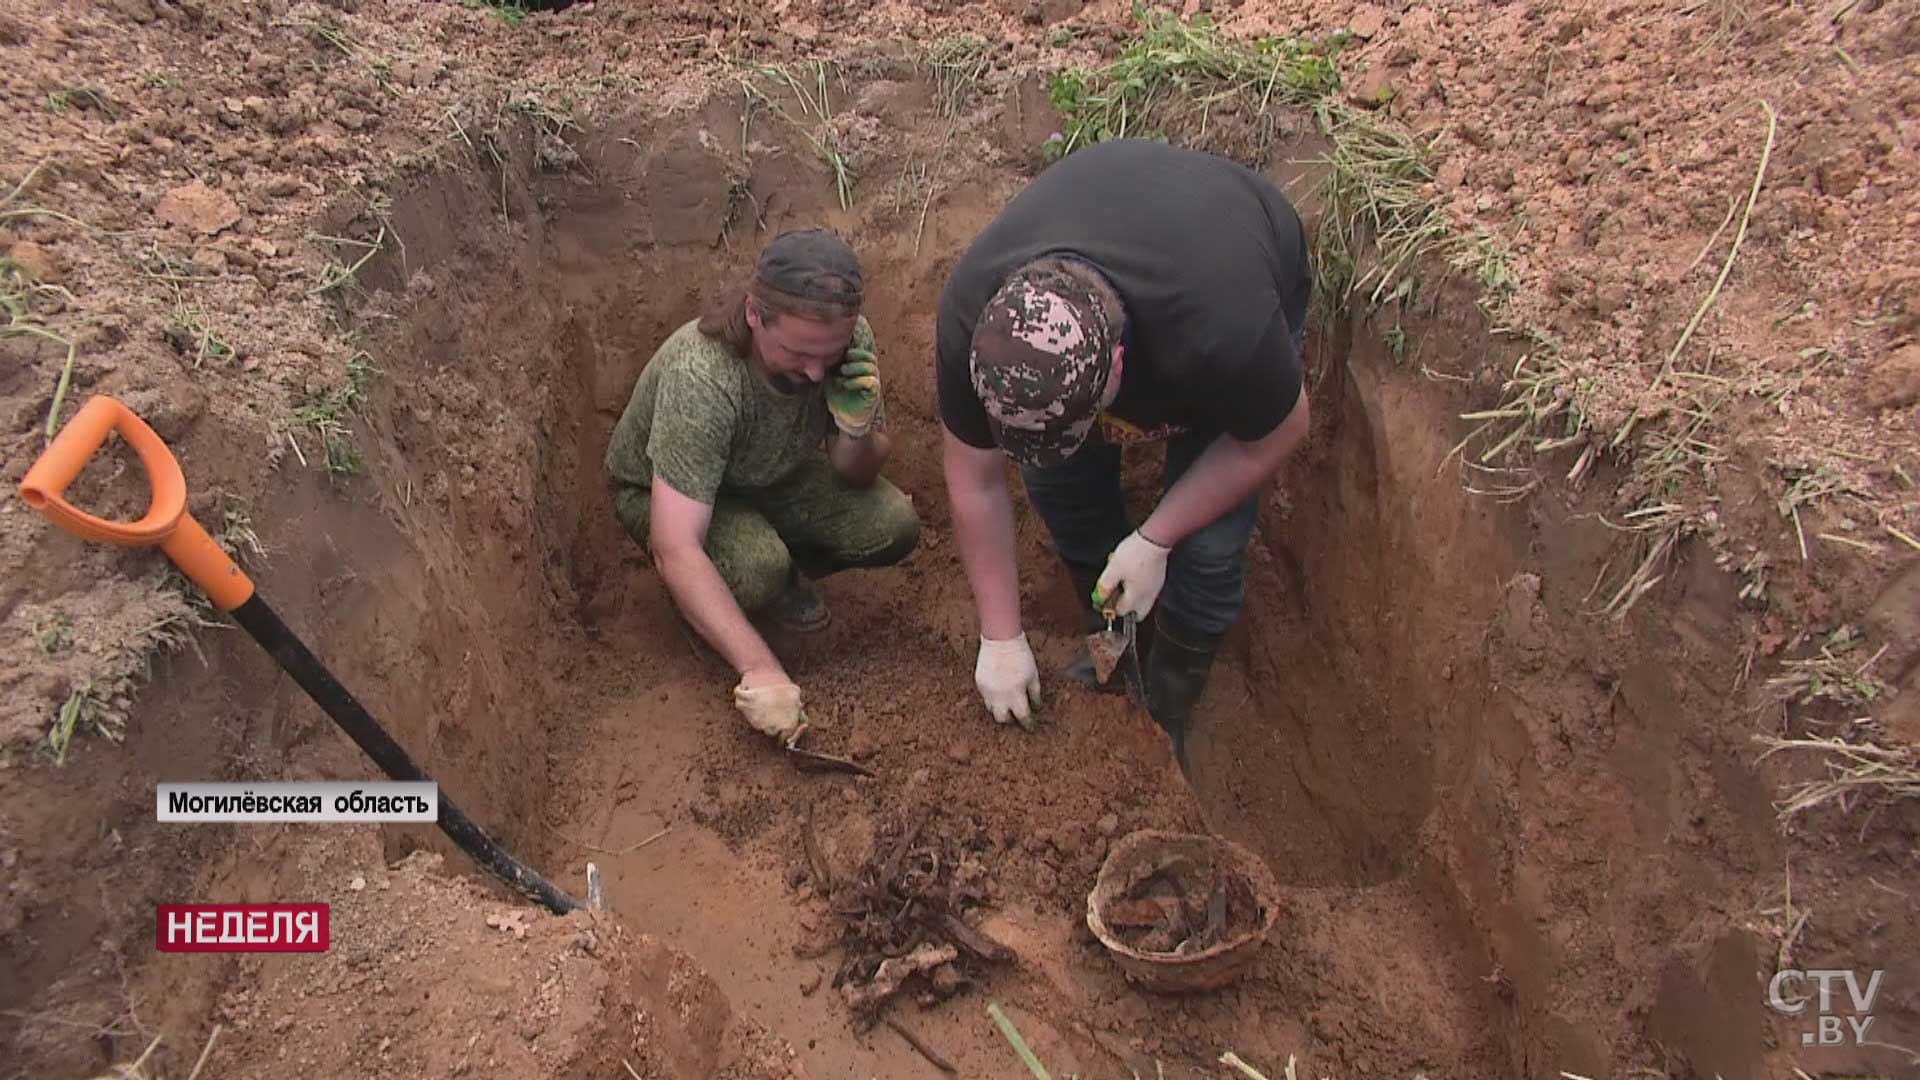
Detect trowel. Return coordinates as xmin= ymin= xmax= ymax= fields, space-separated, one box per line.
xmin=784 ymin=722 xmax=875 ymax=777
xmin=1086 ymin=607 xmax=1137 ymax=690
xmin=1086 ymin=585 xmax=1146 ymax=708
xmin=1088 ymin=590 xmax=1203 ymax=792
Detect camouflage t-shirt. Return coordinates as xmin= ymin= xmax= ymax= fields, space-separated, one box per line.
xmin=606 ymin=316 xmax=879 ymax=504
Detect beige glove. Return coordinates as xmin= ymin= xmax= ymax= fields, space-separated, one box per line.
xmin=1093 ymin=529 xmax=1171 ymax=620
xmin=733 ymin=678 xmax=808 ymax=746
xmin=974 ymin=633 xmax=1041 ymax=731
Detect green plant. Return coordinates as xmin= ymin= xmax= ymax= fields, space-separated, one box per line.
xmin=1382 ymin=323 xmax=1407 ymax=363
xmin=461 ymin=0 xmax=528 ymax=27
xmin=1045 ymin=10 xmax=1343 ymax=156
xmin=34 ymin=611 xmax=74 ymax=654
xmin=291 ymin=352 xmax=376 ymax=476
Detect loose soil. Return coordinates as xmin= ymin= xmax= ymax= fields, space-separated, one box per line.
xmin=2 ymin=2 xmax=1917 ymax=1079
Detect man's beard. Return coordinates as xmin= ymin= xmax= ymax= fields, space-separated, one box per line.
xmin=767 ymin=372 xmax=810 ymax=395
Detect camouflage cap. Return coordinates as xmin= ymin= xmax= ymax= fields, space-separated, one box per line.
xmin=968 ymin=264 xmax=1116 ymax=467
xmin=754 ymin=228 xmax=863 ymax=305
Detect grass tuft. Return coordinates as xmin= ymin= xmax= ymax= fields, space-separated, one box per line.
xmin=1 ymin=254 xmax=79 ymax=441
xmin=1765 ymin=624 xmax=1888 ymax=711
xmin=290 ymin=351 xmax=376 ymax=477
xmin=926 ymin=34 xmax=994 ymax=122
xmin=46 ymin=87 xmax=117 ymax=119
xmin=1045 ymin=11 xmax=1343 ymax=159
xmin=43 ymin=589 xmax=212 ymax=766
xmin=308 ymin=224 xmax=388 ymax=298
xmin=138 ymin=242 xmax=242 ymax=369
xmin=460 ymin=0 xmax=528 ymax=27
xmin=1042 ymin=11 xmax=1506 ymax=323
xmin=281 ymin=16 xmax=399 ymax=93
xmin=739 ymin=61 xmax=856 ymax=210
xmin=1754 ymin=734 xmax=1920 ymax=819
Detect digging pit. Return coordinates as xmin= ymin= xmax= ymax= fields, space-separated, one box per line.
xmin=7 ymin=63 xmax=1870 ymax=1080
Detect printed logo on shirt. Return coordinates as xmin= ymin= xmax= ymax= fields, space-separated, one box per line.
xmin=1098 ymin=412 xmax=1187 ymax=446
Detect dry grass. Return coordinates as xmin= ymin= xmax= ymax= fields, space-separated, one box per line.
xmin=1765 ymin=624 xmax=1889 ymax=711
xmin=1 ymin=161 xmax=83 ymax=441
xmin=87 ymin=1024 xmax=223 ymax=1080
xmin=279 ymin=16 xmax=399 ymax=94
xmin=739 ymin=61 xmax=856 ymax=210
xmin=44 ymin=586 xmax=214 ymax=766
xmin=136 ymin=241 xmax=239 ymax=369
xmin=1756 ymin=861 xmax=1811 ymax=976
xmin=1459 ymin=100 xmax=1815 ymax=600
xmin=925 ymin=34 xmax=995 ymax=122
xmin=307 ymin=223 xmax=389 ymax=298
xmin=1754 ymin=734 xmax=1920 ymax=818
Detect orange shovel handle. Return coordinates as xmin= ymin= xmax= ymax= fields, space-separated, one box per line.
xmin=19 ymin=395 xmax=255 ymax=610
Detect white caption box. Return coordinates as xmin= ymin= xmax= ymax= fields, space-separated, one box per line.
xmin=157 ymin=781 xmax=439 ymax=822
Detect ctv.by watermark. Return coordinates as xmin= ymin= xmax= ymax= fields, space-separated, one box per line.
xmin=1768 ymin=968 xmax=1883 ymax=1046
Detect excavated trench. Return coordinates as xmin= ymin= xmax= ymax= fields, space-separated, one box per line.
xmin=10 ymin=72 xmax=1801 ymax=1079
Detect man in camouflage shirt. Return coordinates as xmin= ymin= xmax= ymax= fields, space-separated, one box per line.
xmin=606 ymin=230 xmax=920 ymax=745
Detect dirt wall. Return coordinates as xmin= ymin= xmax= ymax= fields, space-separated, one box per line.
xmin=9 ymin=56 xmax=1919 ymax=1080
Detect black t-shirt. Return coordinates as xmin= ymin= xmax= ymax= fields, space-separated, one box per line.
xmin=936 ymin=139 xmax=1311 ymax=450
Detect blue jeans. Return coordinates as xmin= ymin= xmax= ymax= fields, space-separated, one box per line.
xmin=1020 ymin=427 xmax=1259 ymax=639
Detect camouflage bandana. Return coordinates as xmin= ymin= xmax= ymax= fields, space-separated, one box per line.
xmin=968 ymin=264 xmax=1115 ymax=468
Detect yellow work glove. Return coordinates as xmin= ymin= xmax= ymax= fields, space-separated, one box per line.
xmin=827 ymin=348 xmax=883 ymax=438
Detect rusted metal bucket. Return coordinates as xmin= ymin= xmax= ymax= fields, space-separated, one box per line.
xmin=1086 ymin=829 xmax=1282 ymax=993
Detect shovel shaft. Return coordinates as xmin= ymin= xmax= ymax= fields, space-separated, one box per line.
xmin=21 ymin=395 xmax=580 ymax=915
xmin=230 ymin=594 xmax=580 ymax=915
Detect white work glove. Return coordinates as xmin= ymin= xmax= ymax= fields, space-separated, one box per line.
xmin=974 ymin=633 xmax=1042 ymax=730
xmin=1093 ymin=529 xmax=1171 ymax=620
xmin=733 ymin=677 xmax=808 ymax=746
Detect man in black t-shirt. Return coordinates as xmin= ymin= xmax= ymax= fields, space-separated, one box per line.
xmin=936 ymin=139 xmax=1313 ymax=767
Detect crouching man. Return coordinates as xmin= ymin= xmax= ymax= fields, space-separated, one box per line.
xmin=606 ymin=229 xmax=921 ymax=745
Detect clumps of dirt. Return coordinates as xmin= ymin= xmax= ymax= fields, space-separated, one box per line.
xmin=207 ymin=828 xmax=801 ymax=1079
xmin=1217 ymin=0 xmax=1920 ymax=589
xmin=1101 ymin=851 xmax=1261 ymax=958
xmin=811 ymin=809 xmax=1013 ymax=1025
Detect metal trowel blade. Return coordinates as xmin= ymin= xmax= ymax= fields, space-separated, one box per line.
xmin=1086 ymin=628 xmax=1129 ymax=685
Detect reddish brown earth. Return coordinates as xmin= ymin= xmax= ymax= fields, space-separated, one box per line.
xmin=1 ymin=2 xmax=1917 ymax=1079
